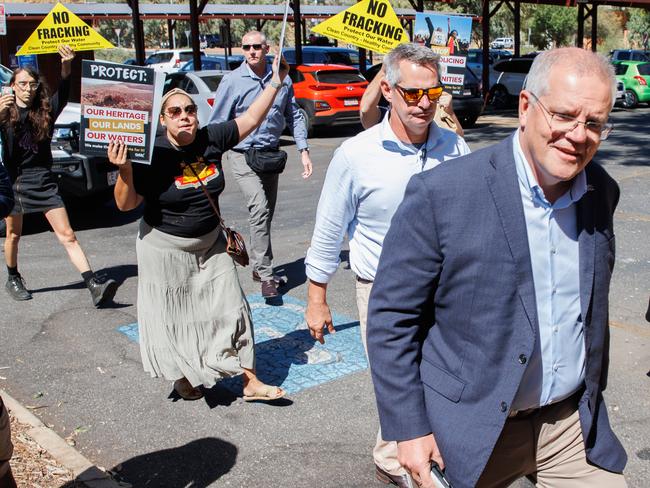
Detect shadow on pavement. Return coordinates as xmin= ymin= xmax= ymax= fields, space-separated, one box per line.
xmin=61 ymin=438 xmax=237 ymax=488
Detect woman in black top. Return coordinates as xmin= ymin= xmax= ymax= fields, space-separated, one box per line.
xmin=0 ymin=45 xmax=116 ymax=306
xmin=108 ymin=57 xmax=289 ymax=402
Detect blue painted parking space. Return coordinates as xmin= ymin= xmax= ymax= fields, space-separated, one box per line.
xmin=116 ymin=294 xmax=367 ymax=394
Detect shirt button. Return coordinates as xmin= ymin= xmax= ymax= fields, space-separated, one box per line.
xmin=500 ymin=401 xmax=508 ymax=412
xmin=552 ymin=288 xmax=557 ymax=295
xmin=553 ymin=365 xmax=559 ymax=372
xmin=518 ymin=354 xmax=527 ymax=364
xmin=553 ymin=326 xmax=559 ymax=333
xmin=551 ymin=247 xmax=557 ymax=254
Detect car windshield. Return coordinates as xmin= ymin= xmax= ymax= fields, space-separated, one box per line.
xmin=313 ymin=70 xmax=365 ymax=84
xmin=197 ymin=74 xmax=223 ymax=91
xmin=326 ymin=52 xmax=355 ymax=65
xmin=146 ymin=53 xmax=173 ymax=64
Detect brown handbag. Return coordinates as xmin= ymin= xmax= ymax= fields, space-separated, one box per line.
xmin=184 ymin=162 xmax=249 ymax=267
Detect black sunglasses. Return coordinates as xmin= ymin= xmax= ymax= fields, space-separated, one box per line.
xmin=242 ymin=44 xmax=264 ymax=51
xmin=164 ymin=104 xmax=198 ymax=119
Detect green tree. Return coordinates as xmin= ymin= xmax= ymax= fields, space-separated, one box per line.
xmin=529 ymin=5 xmax=576 ymax=50
xmin=627 ymin=8 xmax=650 ymax=49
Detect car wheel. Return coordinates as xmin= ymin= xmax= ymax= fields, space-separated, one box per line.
xmin=490 ymin=85 xmax=510 ymax=110
xmin=622 ymin=90 xmax=638 ymax=109
xmin=298 ymin=107 xmax=314 ymax=138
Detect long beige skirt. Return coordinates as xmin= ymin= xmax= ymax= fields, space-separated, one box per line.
xmin=136 ymin=220 xmax=255 ymax=388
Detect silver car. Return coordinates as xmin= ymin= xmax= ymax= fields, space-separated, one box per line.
xmin=162 ymin=70 xmax=227 ymax=127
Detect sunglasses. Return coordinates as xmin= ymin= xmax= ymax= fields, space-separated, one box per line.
xmin=242 ymin=44 xmax=264 ymax=51
xmin=164 ymin=104 xmax=198 ymax=119
xmin=395 ymin=85 xmax=444 ymax=104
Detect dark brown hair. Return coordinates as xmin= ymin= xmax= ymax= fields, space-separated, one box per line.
xmin=8 ymin=67 xmax=52 ymax=142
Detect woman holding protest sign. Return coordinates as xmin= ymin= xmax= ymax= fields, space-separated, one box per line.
xmin=106 ymin=54 xmax=289 ymax=403
xmin=0 ymin=44 xmax=117 ymax=307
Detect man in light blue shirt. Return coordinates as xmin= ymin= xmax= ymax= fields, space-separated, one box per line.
xmin=304 ymin=43 xmax=470 ymax=488
xmin=209 ymin=30 xmax=313 ymax=298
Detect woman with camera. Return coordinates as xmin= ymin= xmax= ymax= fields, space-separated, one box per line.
xmin=107 ymin=56 xmax=288 ymax=402
xmin=0 ymin=44 xmax=117 ymax=306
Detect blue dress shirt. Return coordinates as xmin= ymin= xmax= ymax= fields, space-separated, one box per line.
xmin=208 ymin=62 xmax=308 ymax=152
xmin=511 ymin=131 xmax=588 ymax=411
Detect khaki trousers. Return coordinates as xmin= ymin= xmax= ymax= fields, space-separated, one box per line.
xmin=356 ymin=278 xmax=406 ymax=476
xmin=477 ymin=394 xmax=627 ymax=488
xmin=0 ymin=398 xmax=13 ymax=479
xmin=227 ymin=151 xmax=279 ymax=281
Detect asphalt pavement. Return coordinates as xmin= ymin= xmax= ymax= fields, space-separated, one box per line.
xmin=1 ymin=106 xmax=648 ymax=487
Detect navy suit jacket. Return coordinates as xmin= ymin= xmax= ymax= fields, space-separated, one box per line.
xmin=367 ymin=136 xmax=627 ymax=488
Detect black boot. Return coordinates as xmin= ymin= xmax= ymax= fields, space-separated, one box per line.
xmin=5 ymin=274 xmax=32 ymax=301
xmin=87 ymin=275 xmax=118 ymax=307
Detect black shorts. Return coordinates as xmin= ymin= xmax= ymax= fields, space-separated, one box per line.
xmin=10 ymin=167 xmax=64 ymax=215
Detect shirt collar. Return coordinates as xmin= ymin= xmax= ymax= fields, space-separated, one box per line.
xmin=513 ymin=130 xmax=587 ymax=210
xmin=244 ymin=61 xmax=272 ymax=81
xmin=379 ymin=110 xmax=444 ymax=155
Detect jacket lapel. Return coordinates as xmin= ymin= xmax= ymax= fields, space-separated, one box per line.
xmin=577 ymin=183 xmax=596 ymax=324
xmin=485 ymin=137 xmax=538 ymax=333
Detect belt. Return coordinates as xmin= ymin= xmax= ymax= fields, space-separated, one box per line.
xmin=355 ymin=275 xmax=373 ymax=284
xmin=508 ymin=390 xmax=581 ymax=419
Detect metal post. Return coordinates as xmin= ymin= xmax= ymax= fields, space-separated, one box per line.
xmin=189 ymin=0 xmax=201 ymax=70
xmin=514 ymin=0 xmax=521 ymax=57
xmin=293 ymin=0 xmax=303 ymax=65
xmin=167 ymin=19 xmax=175 ymax=50
xmin=131 ymin=0 xmax=145 ymax=65
xmin=590 ymin=3 xmax=598 ymax=52
xmin=482 ymin=0 xmax=490 ymax=101
xmin=577 ymin=4 xmax=585 ymax=48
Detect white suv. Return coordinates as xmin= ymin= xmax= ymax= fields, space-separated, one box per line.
xmin=145 ymin=49 xmax=205 ymax=72
xmin=491 ymin=37 xmax=514 ymax=49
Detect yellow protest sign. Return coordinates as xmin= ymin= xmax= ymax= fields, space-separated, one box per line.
xmin=16 ymin=2 xmax=114 ymax=55
xmin=311 ymin=0 xmax=408 ymax=54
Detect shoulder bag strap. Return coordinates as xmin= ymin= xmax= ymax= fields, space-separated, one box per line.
xmin=183 ymin=162 xmax=226 ymax=229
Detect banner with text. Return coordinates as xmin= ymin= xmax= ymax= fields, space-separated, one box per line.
xmin=311 ymin=0 xmax=408 ymax=54
xmin=17 ymin=2 xmax=114 ymax=55
xmin=80 ymin=61 xmax=163 ymax=164
xmin=414 ymin=12 xmax=473 ymax=86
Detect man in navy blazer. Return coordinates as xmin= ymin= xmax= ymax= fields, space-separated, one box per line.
xmin=367 ymin=48 xmax=627 ymax=488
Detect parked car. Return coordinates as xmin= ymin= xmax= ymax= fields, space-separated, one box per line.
xmin=181 ymin=55 xmax=244 ymax=71
xmin=489 ymin=57 xmax=534 ymax=109
xmin=289 ymin=64 xmax=368 ymax=136
xmin=490 ymin=37 xmax=514 ymax=49
xmin=466 ymin=48 xmax=512 ymax=89
xmin=51 ymin=104 xmax=119 ymax=202
xmin=364 ymin=63 xmax=483 ymax=128
xmin=145 ymin=49 xmax=205 ymax=72
xmin=283 ymin=47 xmax=372 ymax=70
xmin=613 ymin=61 xmax=650 ymax=108
xmin=609 ymin=49 xmax=650 ymax=63
xmin=162 ymin=70 xmax=227 ymax=125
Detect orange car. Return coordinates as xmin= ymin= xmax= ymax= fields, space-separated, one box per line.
xmin=289 ymin=64 xmax=368 ymax=136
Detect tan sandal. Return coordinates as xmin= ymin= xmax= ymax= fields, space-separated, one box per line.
xmin=243 ymin=385 xmax=286 ymax=402
xmin=173 ymin=378 xmax=203 ymax=401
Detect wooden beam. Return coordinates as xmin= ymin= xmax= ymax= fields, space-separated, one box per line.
xmin=482 ymin=0 xmax=490 ymax=100
xmin=489 ymin=1 xmax=506 ymax=18
xmin=292 ymin=1 xmax=303 ymax=65
xmin=130 ymin=0 xmax=145 ymax=65
xmin=190 ymin=0 xmax=201 ymax=70
xmin=577 ymin=3 xmax=585 ymax=48
xmin=590 ymin=3 xmax=597 ymax=51
xmin=514 ymin=0 xmax=521 ymax=56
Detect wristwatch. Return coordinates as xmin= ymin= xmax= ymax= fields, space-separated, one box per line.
xmin=270 ymin=80 xmax=282 ymax=89
xmin=299 ymin=148 xmax=309 ymax=154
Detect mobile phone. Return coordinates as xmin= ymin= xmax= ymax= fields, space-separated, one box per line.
xmin=430 ymin=462 xmax=453 ymax=488
xmin=1 ymin=85 xmax=13 ymax=96
xmin=405 ymin=463 xmax=453 ymax=488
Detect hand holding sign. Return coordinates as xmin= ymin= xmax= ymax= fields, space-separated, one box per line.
xmin=58 ymin=44 xmax=75 ymax=79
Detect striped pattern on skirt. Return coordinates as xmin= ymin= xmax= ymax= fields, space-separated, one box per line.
xmin=136 ymin=219 xmax=255 ymax=388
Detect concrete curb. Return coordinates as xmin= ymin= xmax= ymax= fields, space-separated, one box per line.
xmin=1 ymin=389 xmax=121 ymax=488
